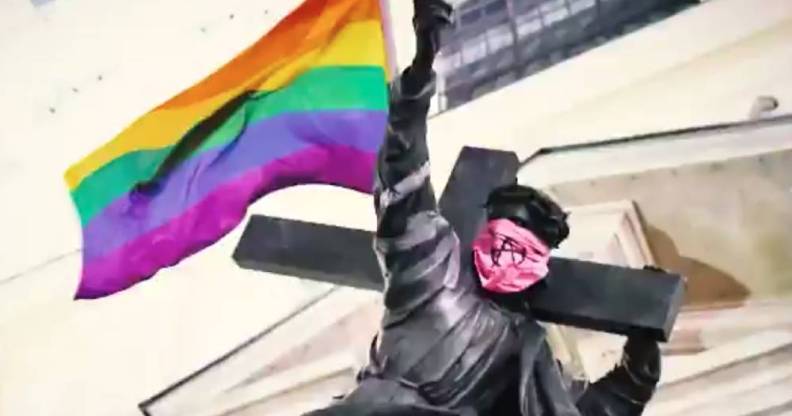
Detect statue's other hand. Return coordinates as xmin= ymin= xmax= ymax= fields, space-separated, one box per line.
xmin=622 ymin=334 xmax=662 ymax=389
xmin=577 ymin=334 xmax=661 ymax=414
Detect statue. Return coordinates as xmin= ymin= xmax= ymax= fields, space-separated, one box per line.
xmin=303 ymin=1 xmax=662 ymax=415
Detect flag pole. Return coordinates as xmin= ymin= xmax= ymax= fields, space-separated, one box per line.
xmin=378 ymin=0 xmax=400 ymax=78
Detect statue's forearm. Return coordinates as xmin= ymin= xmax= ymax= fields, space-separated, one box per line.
xmin=378 ymin=71 xmax=434 ymax=185
xmin=412 ymin=26 xmax=441 ymax=78
xmin=408 ymin=0 xmax=452 ymax=82
xmin=378 ymin=0 xmax=451 ymax=169
xmin=372 ymin=1 xmax=452 ymax=242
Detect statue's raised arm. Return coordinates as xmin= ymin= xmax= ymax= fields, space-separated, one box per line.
xmin=372 ymin=0 xmax=455 ymax=312
xmin=374 ymin=0 xmax=451 ymax=218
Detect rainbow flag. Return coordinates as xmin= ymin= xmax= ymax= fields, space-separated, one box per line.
xmin=64 ymin=0 xmax=391 ymax=299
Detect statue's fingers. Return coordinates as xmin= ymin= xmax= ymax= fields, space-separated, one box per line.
xmin=413 ymin=0 xmax=454 ymax=28
xmin=430 ymin=2 xmax=454 ymax=24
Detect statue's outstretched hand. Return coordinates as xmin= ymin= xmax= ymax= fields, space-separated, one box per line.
xmin=411 ymin=0 xmax=453 ymax=74
xmin=413 ymin=0 xmax=453 ymax=33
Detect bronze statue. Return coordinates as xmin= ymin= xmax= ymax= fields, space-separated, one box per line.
xmin=305 ymin=2 xmax=660 ymax=415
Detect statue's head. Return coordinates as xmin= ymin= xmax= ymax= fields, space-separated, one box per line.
xmin=484 ymin=183 xmax=569 ymax=248
xmin=471 ymin=183 xmax=569 ymax=297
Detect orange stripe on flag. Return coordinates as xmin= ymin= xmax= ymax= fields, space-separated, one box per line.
xmin=160 ymin=0 xmax=382 ymax=110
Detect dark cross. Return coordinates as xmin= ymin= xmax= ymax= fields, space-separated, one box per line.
xmin=233 ymin=147 xmax=684 ymax=341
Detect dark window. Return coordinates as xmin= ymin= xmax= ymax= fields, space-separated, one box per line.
xmin=541 ymin=0 xmax=571 ymax=25
xmin=570 ymin=0 xmax=597 ymax=14
xmin=487 ymin=24 xmax=514 ymax=53
xmin=438 ymin=51 xmax=463 ymax=73
xmin=516 ymin=9 xmax=543 ymax=38
xmin=461 ymin=9 xmax=483 ymax=26
xmin=485 ymin=0 xmax=508 ymax=15
xmin=461 ymin=34 xmax=488 ymax=63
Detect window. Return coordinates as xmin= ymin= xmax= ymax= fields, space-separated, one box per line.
xmin=438 ymin=51 xmax=463 ymax=73
xmin=484 ymin=0 xmax=507 ymax=16
xmin=495 ymin=51 xmax=515 ymax=70
xmin=487 ymin=24 xmax=514 ymax=53
xmin=570 ymin=0 xmax=596 ymax=14
xmin=541 ymin=0 xmax=568 ymax=13
xmin=516 ymin=9 xmax=543 ymax=39
xmin=461 ymin=34 xmax=488 ymax=63
xmin=460 ymin=8 xmax=483 ymax=26
xmin=541 ymin=0 xmax=571 ymax=26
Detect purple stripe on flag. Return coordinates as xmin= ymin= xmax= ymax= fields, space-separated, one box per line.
xmin=75 ymin=144 xmax=376 ymax=299
xmin=83 ymin=109 xmax=386 ymax=262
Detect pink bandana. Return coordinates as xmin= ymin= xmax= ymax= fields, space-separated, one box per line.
xmin=472 ymin=219 xmax=551 ymax=293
